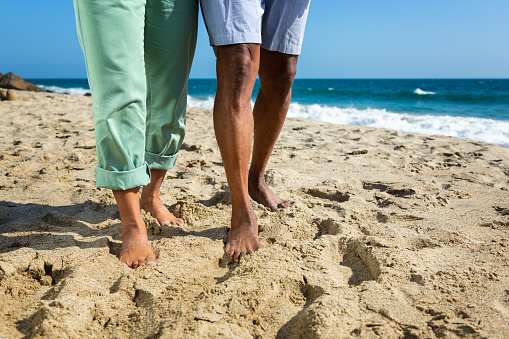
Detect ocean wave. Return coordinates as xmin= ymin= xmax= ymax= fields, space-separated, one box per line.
xmin=187 ymin=95 xmax=258 ymax=110
xmin=414 ymin=88 xmax=436 ymax=95
xmin=185 ymin=95 xmax=508 ymax=147
xmin=39 ymin=85 xmax=91 ymax=96
xmin=287 ymin=102 xmax=509 ymax=147
xmin=192 ymin=93 xmax=509 ymax=148
xmin=187 ymin=95 xmax=215 ymax=108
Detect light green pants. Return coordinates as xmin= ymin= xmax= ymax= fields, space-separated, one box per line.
xmin=74 ymin=0 xmax=198 ymax=190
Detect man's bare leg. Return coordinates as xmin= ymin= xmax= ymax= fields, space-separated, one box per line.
xmin=214 ymin=44 xmax=263 ymax=262
xmin=141 ymin=169 xmax=183 ymax=226
xmin=249 ymin=48 xmax=298 ymax=211
xmin=113 ymin=188 xmax=157 ymax=268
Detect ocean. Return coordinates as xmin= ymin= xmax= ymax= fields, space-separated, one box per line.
xmin=31 ymin=78 xmax=509 ymax=147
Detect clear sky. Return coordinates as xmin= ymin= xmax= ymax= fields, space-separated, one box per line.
xmin=1 ymin=0 xmax=508 ymax=79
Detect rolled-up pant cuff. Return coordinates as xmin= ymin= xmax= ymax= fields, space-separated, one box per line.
xmin=145 ymin=151 xmax=179 ymax=170
xmin=95 ymin=163 xmax=151 ymax=190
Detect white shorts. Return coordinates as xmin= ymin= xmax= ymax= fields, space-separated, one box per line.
xmin=201 ymin=0 xmax=310 ymax=55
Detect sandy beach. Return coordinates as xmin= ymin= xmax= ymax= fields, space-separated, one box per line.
xmin=1 ymin=90 xmax=509 ymax=338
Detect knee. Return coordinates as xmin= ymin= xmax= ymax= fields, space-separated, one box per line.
xmin=216 ymin=44 xmax=258 ymax=86
xmin=260 ymin=59 xmax=297 ymax=94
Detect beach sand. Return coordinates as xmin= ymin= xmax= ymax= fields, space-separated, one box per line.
xmin=1 ymin=90 xmax=509 ymax=338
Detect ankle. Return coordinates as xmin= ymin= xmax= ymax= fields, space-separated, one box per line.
xmin=231 ymin=205 xmax=257 ymax=221
xmin=141 ymin=191 xmax=160 ymax=202
xmin=121 ymin=218 xmax=146 ymax=235
xmin=248 ymin=171 xmax=265 ymax=185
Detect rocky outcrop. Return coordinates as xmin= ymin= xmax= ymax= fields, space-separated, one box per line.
xmin=0 ymin=72 xmax=43 ymax=92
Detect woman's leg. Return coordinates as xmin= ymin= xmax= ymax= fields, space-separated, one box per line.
xmin=141 ymin=169 xmax=183 ymax=226
xmin=73 ymin=0 xmax=155 ymax=268
xmin=114 ymin=188 xmax=156 ymax=269
xmin=141 ymin=0 xmax=198 ymax=225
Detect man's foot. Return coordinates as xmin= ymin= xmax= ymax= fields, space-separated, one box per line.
xmin=226 ymin=208 xmax=263 ymax=262
xmin=141 ymin=192 xmax=183 ymax=227
xmin=248 ymin=175 xmax=291 ymax=212
xmin=119 ymin=220 xmax=157 ymax=269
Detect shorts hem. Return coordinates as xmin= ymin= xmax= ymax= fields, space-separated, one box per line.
xmin=209 ymin=34 xmax=261 ymax=47
xmin=261 ymin=39 xmax=302 ymax=55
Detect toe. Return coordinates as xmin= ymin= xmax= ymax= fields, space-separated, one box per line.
xmin=279 ymin=200 xmax=292 ymax=209
xmin=229 ymin=249 xmax=236 ymax=261
xmin=146 ymin=254 xmax=157 ymax=267
xmin=238 ymin=251 xmax=247 ymax=261
xmin=233 ymin=250 xmax=242 ymax=263
xmin=225 ymin=245 xmax=234 ymax=261
xmin=121 ymin=257 xmax=132 ymax=267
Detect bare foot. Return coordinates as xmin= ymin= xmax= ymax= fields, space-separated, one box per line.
xmin=248 ymin=175 xmax=291 ymax=212
xmin=119 ymin=220 xmax=156 ymax=269
xmin=226 ymin=208 xmax=263 ymax=262
xmin=141 ymin=192 xmax=183 ymax=227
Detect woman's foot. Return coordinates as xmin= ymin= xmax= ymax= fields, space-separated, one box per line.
xmin=141 ymin=169 xmax=183 ymax=226
xmin=119 ymin=218 xmax=157 ymax=269
xmin=140 ymin=192 xmax=183 ymax=226
xmin=113 ymin=187 xmax=156 ymax=269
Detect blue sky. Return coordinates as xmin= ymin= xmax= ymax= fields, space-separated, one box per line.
xmin=1 ymin=0 xmax=508 ymax=79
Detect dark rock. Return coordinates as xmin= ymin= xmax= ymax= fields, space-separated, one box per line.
xmin=25 ymin=81 xmax=43 ymax=92
xmin=0 ymin=72 xmax=43 ymax=92
xmin=84 ymin=92 xmax=92 ymax=97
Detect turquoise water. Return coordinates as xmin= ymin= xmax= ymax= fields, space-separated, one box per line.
xmin=31 ymin=78 xmax=509 ymax=147
xmin=189 ymin=78 xmax=509 ymax=121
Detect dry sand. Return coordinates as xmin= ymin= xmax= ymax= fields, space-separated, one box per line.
xmin=1 ymin=90 xmax=509 ymax=338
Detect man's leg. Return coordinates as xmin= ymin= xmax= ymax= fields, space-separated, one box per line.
xmin=214 ymin=44 xmax=263 ymax=263
xmin=249 ymin=48 xmax=298 ymax=211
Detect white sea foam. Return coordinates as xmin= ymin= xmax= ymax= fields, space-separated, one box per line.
xmin=414 ymin=88 xmax=436 ymax=95
xmin=39 ymin=85 xmax=91 ymax=96
xmin=186 ymin=95 xmax=509 ymax=147
xmin=187 ymin=95 xmax=256 ymax=110
xmin=187 ymin=95 xmax=215 ymax=109
xmin=287 ymin=102 xmax=509 ymax=147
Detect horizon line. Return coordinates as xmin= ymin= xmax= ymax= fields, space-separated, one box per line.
xmin=24 ymin=77 xmax=509 ymax=80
